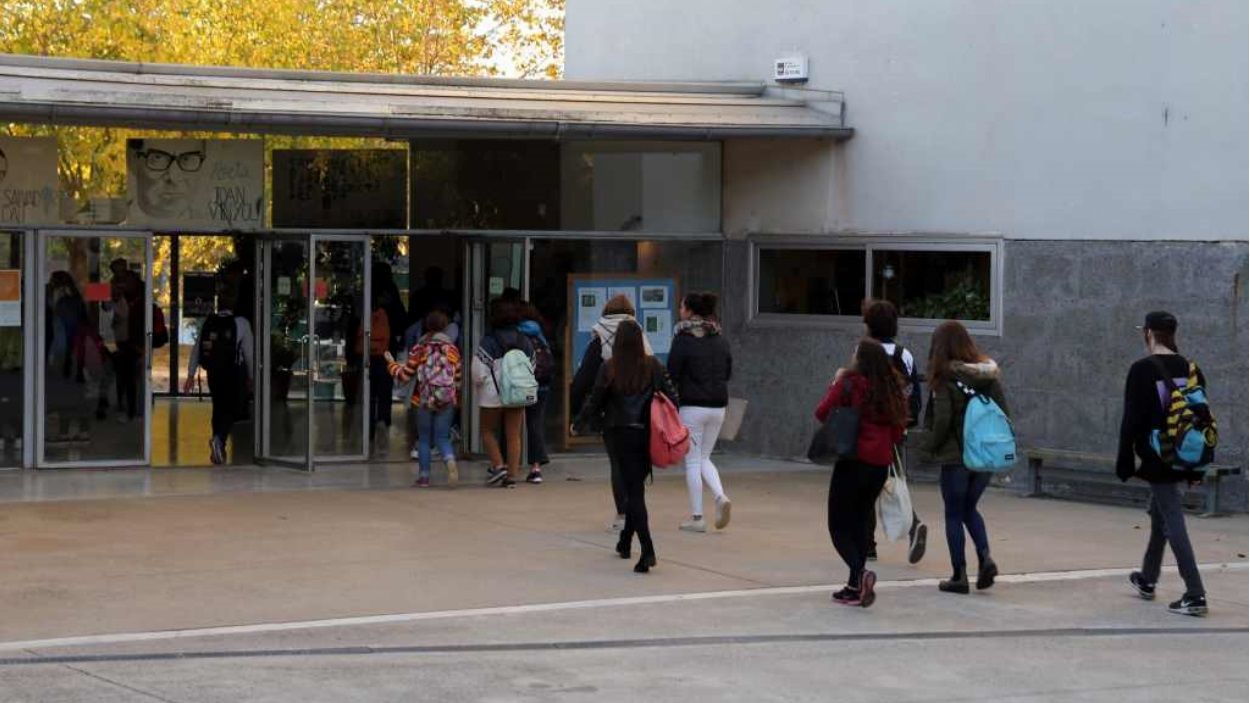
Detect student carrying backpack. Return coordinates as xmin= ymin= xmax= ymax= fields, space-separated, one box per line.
xmin=1118 ymin=311 xmax=1213 ymax=617
xmin=471 ymin=298 xmax=535 ymax=488
xmin=518 ymin=308 xmax=552 ymax=484
xmin=920 ymin=321 xmax=1008 ymax=596
xmin=388 ymin=310 xmax=462 ymax=488
xmin=185 ymin=294 xmax=254 ymax=466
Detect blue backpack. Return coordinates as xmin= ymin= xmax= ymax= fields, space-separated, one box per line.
xmin=955 ymin=380 xmax=1017 ymax=472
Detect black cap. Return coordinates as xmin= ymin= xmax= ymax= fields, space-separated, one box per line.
xmin=1137 ymin=311 xmax=1178 ymax=333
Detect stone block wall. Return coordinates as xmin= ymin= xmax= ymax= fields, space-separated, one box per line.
xmin=720 ymin=239 xmax=1249 ymax=511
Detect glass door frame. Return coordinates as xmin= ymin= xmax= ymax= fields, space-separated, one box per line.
xmin=34 ymin=227 xmax=154 ymax=469
xmin=309 ymin=232 xmax=372 ymax=465
xmin=461 ymin=235 xmax=529 ymax=455
xmin=254 ymin=231 xmax=372 ymax=471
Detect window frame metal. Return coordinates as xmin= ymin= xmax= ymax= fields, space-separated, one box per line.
xmin=748 ymin=234 xmax=1005 ymax=336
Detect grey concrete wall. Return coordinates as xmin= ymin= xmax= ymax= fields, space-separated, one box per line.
xmin=720 ymin=239 xmax=1249 ymax=510
xmin=567 ymin=0 xmax=1248 ymax=242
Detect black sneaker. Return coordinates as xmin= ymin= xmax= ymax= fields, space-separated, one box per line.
xmin=499 ymin=476 xmax=517 ymax=489
xmin=907 ymin=523 xmax=928 ymax=565
xmin=209 ymin=437 xmax=225 ymax=465
xmin=866 ymin=546 xmax=878 ymax=562
xmin=1129 ymin=572 xmax=1156 ymax=601
xmin=486 ymin=467 xmax=508 ymax=486
xmin=525 ymin=469 xmax=543 ymax=484
xmin=1168 ymin=594 xmax=1208 ymax=617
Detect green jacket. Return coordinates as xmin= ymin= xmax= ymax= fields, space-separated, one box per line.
xmin=920 ymin=360 xmax=1010 ymax=465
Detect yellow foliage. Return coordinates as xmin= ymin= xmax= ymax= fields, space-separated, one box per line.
xmin=0 ymin=0 xmax=565 ymax=204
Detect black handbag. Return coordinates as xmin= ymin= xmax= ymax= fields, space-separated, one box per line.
xmin=807 ymin=379 xmax=860 ymax=464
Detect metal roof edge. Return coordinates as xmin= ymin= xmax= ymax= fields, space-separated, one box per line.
xmin=0 ymin=102 xmax=854 ymax=141
xmin=0 ymin=53 xmax=767 ymax=97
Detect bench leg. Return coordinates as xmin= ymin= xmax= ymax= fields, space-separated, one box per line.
xmin=1026 ymin=458 xmax=1043 ymax=497
xmin=1202 ymin=477 xmax=1221 ymax=517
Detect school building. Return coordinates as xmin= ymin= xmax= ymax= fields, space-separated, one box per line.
xmin=0 ymin=0 xmax=1245 ymax=509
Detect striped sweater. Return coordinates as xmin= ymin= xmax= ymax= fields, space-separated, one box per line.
xmin=387 ymin=332 xmax=463 ymax=407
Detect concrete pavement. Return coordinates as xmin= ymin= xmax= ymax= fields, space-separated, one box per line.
xmin=0 ymin=457 xmax=1245 ymax=700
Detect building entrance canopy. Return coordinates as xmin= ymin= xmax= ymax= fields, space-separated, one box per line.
xmin=0 ymin=54 xmax=852 ymax=140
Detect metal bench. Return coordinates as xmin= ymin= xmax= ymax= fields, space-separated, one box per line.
xmin=1024 ymin=448 xmax=1241 ymax=516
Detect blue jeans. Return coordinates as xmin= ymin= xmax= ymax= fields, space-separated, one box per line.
xmin=415 ymin=406 xmax=455 ymax=477
xmin=939 ymin=464 xmax=992 ymax=571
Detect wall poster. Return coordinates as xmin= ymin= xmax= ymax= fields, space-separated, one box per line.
xmin=126 ymin=139 xmax=263 ymax=229
xmin=564 ymin=273 xmax=678 ymax=447
xmin=0 ymin=136 xmax=58 ymax=225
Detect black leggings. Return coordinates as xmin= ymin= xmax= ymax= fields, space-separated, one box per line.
xmin=828 ymin=459 xmax=887 ymax=588
xmin=605 ymin=427 xmax=653 ymax=557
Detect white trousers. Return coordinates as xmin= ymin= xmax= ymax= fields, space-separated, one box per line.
xmin=680 ymin=405 xmax=727 ymax=516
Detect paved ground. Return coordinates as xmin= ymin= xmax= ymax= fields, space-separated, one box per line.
xmin=0 ymin=457 xmax=1245 ymax=701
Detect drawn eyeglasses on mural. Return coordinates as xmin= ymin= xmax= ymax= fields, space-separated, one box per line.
xmin=138 ymin=148 xmax=206 ymax=173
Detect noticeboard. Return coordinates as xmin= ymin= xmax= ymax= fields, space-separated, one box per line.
xmin=563 ymin=273 xmax=678 ymax=447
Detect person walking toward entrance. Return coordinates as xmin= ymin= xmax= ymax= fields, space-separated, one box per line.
xmin=667 ymin=292 xmax=733 ymax=533
xmin=185 ymin=280 xmax=255 ymax=465
xmin=363 ymin=290 xmax=394 ymax=456
xmin=861 ymin=299 xmax=928 ymax=564
xmin=518 ymin=302 xmax=553 ymax=484
xmin=814 ymin=339 xmax=907 ymax=608
xmin=569 ymin=294 xmax=652 ymax=530
xmin=387 ymin=310 xmax=462 ymax=488
xmin=1118 ymin=311 xmax=1209 ymax=616
xmin=573 ymin=319 xmax=678 ymax=574
xmin=472 ymin=297 xmax=534 ymax=488
xmin=920 ymin=321 xmax=1007 ymax=595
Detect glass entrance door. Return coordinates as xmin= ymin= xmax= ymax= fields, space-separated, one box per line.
xmin=36 ymin=230 xmax=153 ymax=467
xmin=462 ymin=238 xmax=528 ymax=454
xmin=256 ymin=233 xmax=371 ymax=469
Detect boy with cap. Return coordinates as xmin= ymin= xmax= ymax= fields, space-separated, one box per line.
xmin=1117 ymin=311 xmax=1208 ymax=616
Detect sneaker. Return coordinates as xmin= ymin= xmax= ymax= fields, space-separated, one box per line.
xmin=608 ymin=515 xmax=626 ymax=532
xmin=907 ymin=523 xmax=928 ymax=565
xmin=714 ymin=496 xmax=732 ymax=530
xmin=858 ymin=570 xmax=878 ymax=608
xmin=485 ymin=467 xmax=507 ymax=486
xmin=414 ymin=476 xmax=431 ymax=488
xmin=499 ymin=476 xmax=517 ymax=489
xmin=866 ymin=546 xmax=878 ymax=562
xmin=832 ymin=587 xmax=860 ymax=606
xmin=679 ymin=517 xmax=708 ymax=533
xmin=1167 ymin=594 xmax=1208 ymax=617
xmin=445 ymin=459 xmax=459 ymax=488
xmin=525 ymin=469 xmax=544 ymax=484
xmin=209 ymin=437 xmax=225 ymax=465
xmin=410 ymin=446 xmax=420 ymax=460
xmin=1129 ymin=572 xmax=1156 ymax=601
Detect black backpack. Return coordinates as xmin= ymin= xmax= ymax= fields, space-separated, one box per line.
xmin=198 ymin=314 xmax=239 ymax=375
xmin=532 ymin=338 xmax=555 ymax=385
xmin=892 ymin=345 xmax=922 ymax=428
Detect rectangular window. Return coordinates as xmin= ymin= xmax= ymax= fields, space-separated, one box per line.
xmin=752 ymin=239 xmax=1001 ymax=332
xmin=872 ymin=250 xmax=992 ymax=322
xmin=756 ymin=248 xmax=866 ymax=316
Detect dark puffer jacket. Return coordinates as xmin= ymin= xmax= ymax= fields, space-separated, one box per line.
xmin=666 ymin=319 xmax=732 ymax=408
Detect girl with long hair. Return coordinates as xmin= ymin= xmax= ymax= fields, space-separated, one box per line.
xmin=668 ymin=291 xmax=733 ymax=533
xmin=573 ymin=320 xmax=679 ymax=574
xmin=814 ymin=339 xmax=908 ymax=608
xmin=921 ymin=321 xmax=1009 ymax=594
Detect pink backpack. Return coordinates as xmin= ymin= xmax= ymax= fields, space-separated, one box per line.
xmin=649 ymin=392 xmax=690 ymax=468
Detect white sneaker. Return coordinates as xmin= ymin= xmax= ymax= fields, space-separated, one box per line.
xmin=714 ymin=497 xmax=732 ymax=530
xmin=410 ymin=446 xmax=420 ymax=460
xmin=679 ymin=517 xmax=707 ymax=533
xmin=445 ymin=458 xmax=459 ymax=488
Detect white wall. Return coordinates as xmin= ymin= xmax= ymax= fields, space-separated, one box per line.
xmin=566 ymin=0 xmax=1248 ymax=241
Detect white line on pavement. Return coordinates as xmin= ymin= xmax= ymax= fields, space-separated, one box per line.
xmin=2 ymin=562 xmax=1244 ymax=653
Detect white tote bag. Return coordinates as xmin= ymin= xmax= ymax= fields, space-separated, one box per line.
xmin=877 ymin=447 xmax=913 ymax=542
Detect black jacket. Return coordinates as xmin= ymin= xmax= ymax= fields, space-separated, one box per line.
xmin=479 ymin=327 xmax=533 ymax=360
xmin=574 ymin=357 xmax=678 ymax=432
xmin=1116 ymin=353 xmax=1206 ymax=484
xmin=666 ymin=329 xmax=732 ymax=408
xmin=569 ymin=335 xmax=604 ymax=419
